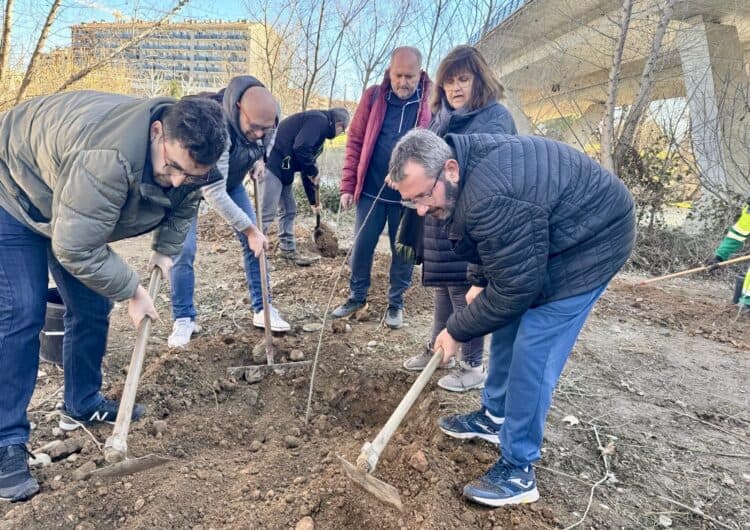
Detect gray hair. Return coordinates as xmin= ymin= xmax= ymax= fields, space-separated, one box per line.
xmin=390 ymin=46 xmax=423 ymax=68
xmin=329 ymin=107 xmax=350 ymax=130
xmin=388 ymin=129 xmax=452 ymax=183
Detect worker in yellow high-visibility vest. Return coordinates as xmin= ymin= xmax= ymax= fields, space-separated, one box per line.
xmin=707 ymin=201 xmax=750 ymax=307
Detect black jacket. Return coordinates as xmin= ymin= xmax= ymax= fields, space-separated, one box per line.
xmin=423 ymin=101 xmax=517 ymax=287
xmin=266 ymin=110 xmax=337 ymax=204
xmin=444 ymin=133 xmax=636 ymax=342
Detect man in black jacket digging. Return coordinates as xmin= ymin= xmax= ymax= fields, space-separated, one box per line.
xmin=387 ymin=129 xmax=636 ymax=507
xmin=263 ymin=108 xmax=349 ymax=265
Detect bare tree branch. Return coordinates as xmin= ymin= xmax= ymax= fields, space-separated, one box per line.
xmin=15 ymin=0 xmax=62 ymax=103
xmin=614 ymin=0 xmax=677 ymax=168
xmin=0 ymin=0 xmax=15 ymax=82
xmin=601 ymin=0 xmax=633 ymax=172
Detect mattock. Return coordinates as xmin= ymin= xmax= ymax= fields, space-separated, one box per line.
xmin=338 ymin=348 xmax=443 ymax=511
xmin=82 ymin=268 xmax=173 ymax=479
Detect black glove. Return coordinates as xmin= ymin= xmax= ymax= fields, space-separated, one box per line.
xmin=705 ymin=255 xmax=723 ymax=272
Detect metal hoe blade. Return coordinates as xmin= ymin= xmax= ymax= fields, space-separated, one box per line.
xmin=337 ymin=455 xmax=403 ymax=512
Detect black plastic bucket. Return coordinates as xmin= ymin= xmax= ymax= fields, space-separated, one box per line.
xmin=732 ymin=274 xmax=745 ymax=305
xmin=39 ymin=288 xmax=64 ymax=366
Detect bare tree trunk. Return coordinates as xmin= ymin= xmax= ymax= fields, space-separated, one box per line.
xmin=327 ymin=35 xmax=344 ymax=106
xmin=0 ymin=0 xmax=15 ymax=82
xmin=601 ymin=0 xmax=633 ymax=172
xmin=15 ymin=0 xmax=62 ymax=103
xmin=301 ymin=0 xmax=326 ymax=110
xmin=423 ymin=0 xmax=445 ymax=72
xmin=55 ymin=0 xmax=189 ymax=93
xmin=614 ymin=0 xmax=677 ymax=169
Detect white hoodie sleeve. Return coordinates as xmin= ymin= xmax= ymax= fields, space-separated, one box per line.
xmin=200 ymin=138 xmax=255 ymax=233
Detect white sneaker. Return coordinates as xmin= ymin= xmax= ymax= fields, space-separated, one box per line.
xmin=168 ymin=318 xmax=196 ymax=348
xmin=253 ymin=306 xmax=290 ymax=332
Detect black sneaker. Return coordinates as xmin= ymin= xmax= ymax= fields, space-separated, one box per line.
xmin=331 ymin=298 xmax=366 ymax=319
xmin=0 ymin=444 xmax=40 ymax=502
xmin=59 ymin=398 xmax=145 ymax=431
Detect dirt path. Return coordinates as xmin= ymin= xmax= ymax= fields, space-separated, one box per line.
xmin=2 ymin=211 xmax=748 ymax=529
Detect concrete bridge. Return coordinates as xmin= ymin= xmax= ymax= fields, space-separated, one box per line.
xmin=474 ymin=0 xmax=750 ymax=196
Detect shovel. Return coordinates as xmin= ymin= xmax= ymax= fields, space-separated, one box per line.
xmin=338 ymin=348 xmax=443 ymax=511
xmin=94 ymin=267 xmax=172 ymax=477
xmin=312 ymin=185 xmax=338 ymax=258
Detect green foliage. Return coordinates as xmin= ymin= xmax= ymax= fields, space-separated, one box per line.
xmin=293 ymin=180 xmax=341 ymax=215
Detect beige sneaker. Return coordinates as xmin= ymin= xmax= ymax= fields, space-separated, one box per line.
xmin=438 ymin=362 xmax=486 ymax=392
xmin=403 ymin=346 xmax=456 ymax=372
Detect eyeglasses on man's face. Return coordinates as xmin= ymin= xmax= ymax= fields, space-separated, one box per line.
xmin=237 ymin=104 xmax=276 ymax=140
xmin=400 ymin=174 xmax=440 ymax=210
xmin=161 ymin=136 xmax=211 ymax=185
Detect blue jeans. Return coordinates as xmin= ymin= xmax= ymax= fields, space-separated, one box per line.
xmin=349 ymin=194 xmax=414 ymax=309
xmin=482 ymin=284 xmax=607 ymax=467
xmin=261 ymin=168 xmax=297 ymax=252
xmin=170 ymin=185 xmax=269 ymax=316
xmin=0 ymin=206 xmax=112 ymax=447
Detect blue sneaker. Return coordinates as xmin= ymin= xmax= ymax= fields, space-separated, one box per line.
xmin=59 ymin=398 xmax=145 ymax=431
xmin=438 ymin=407 xmax=503 ymax=443
xmin=0 ymin=444 xmax=40 ymax=502
xmin=463 ymin=458 xmax=539 ymax=507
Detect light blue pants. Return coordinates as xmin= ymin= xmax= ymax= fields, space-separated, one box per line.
xmin=482 ymin=284 xmax=607 ymax=467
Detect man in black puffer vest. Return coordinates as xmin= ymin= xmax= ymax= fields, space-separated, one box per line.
xmin=263 ymin=108 xmax=349 ymax=265
xmin=168 ymin=76 xmax=291 ymax=349
xmin=387 ymin=129 xmax=635 ymax=508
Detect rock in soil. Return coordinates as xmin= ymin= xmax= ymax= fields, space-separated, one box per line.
xmin=290 ymin=349 xmax=305 ymax=361
xmin=284 ymin=435 xmax=302 ymax=448
xmin=28 ymin=453 xmax=51 ymax=468
xmin=47 ymin=438 xmax=85 ymax=461
xmin=295 ymin=516 xmax=315 ymax=530
xmin=409 ymin=450 xmax=428 ymax=473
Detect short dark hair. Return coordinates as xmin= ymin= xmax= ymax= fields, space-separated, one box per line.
xmin=430 ymin=45 xmax=505 ymax=114
xmin=161 ymin=97 xmax=227 ymax=166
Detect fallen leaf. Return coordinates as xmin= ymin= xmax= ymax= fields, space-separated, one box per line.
xmin=562 ymin=415 xmax=580 ymax=426
xmin=600 ymin=441 xmax=616 ymax=456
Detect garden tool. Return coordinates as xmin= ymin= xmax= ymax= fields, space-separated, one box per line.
xmin=636 ymin=253 xmax=750 ymax=286
xmin=338 ymin=348 xmax=443 ymax=511
xmin=223 ymin=178 xmax=311 ymax=378
xmin=97 ymin=267 xmax=171 ymax=476
xmin=312 ymin=185 xmax=338 ymax=257
xmin=253 ymin=177 xmax=277 ymax=365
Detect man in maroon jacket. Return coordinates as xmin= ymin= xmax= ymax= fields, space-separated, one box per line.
xmin=332 ymin=46 xmax=432 ymax=328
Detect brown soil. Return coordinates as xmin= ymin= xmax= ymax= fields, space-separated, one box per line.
xmin=2 ymin=212 xmax=748 ymax=530
xmin=313 ymin=221 xmax=339 ymax=258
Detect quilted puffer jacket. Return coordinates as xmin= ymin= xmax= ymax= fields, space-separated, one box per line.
xmin=444 ymin=133 xmax=636 ymax=342
xmin=422 ymin=101 xmax=517 ymax=286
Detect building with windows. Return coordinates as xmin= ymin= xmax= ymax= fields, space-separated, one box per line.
xmin=71 ymin=20 xmax=276 ymax=93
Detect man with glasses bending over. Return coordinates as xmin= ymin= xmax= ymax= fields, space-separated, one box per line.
xmin=167 ymin=76 xmax=291 ymax=348
xmin=387 ymin=129 xmax=635 ymax=507
xmin=0 ymin=90 xmax=227 ymax=501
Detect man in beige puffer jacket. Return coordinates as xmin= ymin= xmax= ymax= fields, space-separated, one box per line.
xmin=0 ymin=91 xmax=228 ymax=502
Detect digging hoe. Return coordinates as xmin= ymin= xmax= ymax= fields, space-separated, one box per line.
xmin=339 ymin=348 xmax=443 ymax=511
xmin=84 ymin=268 xmax=172 ymax=479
